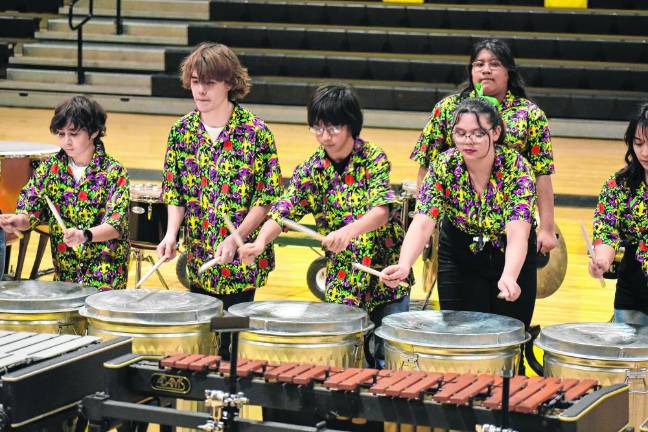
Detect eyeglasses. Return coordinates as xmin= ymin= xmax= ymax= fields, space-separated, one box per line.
xmin=309 ymin=125 xmax=342 ymax=136
xmin=471 ymin=60 xmax=504 ymax=71
xmin=452 ymin=129 xmax=492 ymax=142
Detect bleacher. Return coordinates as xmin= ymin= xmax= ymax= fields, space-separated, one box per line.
xmin=0 ymin=0 xmax=646 ymax=121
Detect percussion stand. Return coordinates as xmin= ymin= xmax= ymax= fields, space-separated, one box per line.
xmin=130 ymin=244 xmax=168 ymax=289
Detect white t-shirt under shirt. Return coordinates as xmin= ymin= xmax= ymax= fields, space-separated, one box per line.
xmin=69 ymin=159 xmax=87 ymax=182
xmin=203 ymin=123 xmax=225 ymax=143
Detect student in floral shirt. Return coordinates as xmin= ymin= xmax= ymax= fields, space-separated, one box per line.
xmin=157 ymin=43 xmax=282 ymax=357
xmin=240 ymin=84 xmax=410 ymax=341
xmin=411 ymin=39 xmax=557 ymax=254
xmin=0 ymin=96 xmax=130 ymax=290
xmin=589 ymin=104 xmax=648 ymax=325
xmin=383 ymin=98 xmax=537 ymax=331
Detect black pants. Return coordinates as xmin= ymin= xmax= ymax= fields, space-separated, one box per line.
xmin=437 ymin=219 xmax=537 ymax=329
xmin=615 ymin=242 xmax=648 ymax=314
xmin=189 ymin=285 xmax=255 ymax=360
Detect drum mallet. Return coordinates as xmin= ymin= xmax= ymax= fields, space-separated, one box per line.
xmin=135 ymin=256 xmax=167 ymax=288
xmin=352 ymin=262 xmax=409 ymax=288
xmin=198 ymin=215 xmax=247 ymax=275
xmin=280 ymin=217 xmax=326 ymax=241
xmin=580 ymin=223 xmax=606 ymax=288
xmin=44 ymin=195 xmax=80 ymax=254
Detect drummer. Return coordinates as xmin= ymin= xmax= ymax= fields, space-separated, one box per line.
xmin=156 ymin=43 xmax=283 ymax=357
xmin=0 ymin=96 xmax=130 ymax=290
xmin=589 ymin=103 xmax=648 ymax=325
xmin=239 ymin=84 xmax=411 ymax=365
xmin=382 ymin=98 xmax=537 ymax=330
xmin=410 ymin=38 xmax=558 ymax=254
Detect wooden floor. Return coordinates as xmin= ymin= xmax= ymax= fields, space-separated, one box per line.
xmin=0 ymin=106 xmax=626 ymax=327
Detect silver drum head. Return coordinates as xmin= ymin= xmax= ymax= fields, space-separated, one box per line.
xmin=0 ymin=281 xmax=97 ymax=313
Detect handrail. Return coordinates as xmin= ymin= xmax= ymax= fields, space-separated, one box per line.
xmin=68 ymin=0 xmax=94 ymax=84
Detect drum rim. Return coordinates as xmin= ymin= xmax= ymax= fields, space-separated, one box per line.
xmin=0 ymin=141 xmax=59 ymax=157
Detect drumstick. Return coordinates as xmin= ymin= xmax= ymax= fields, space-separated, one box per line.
xmin=224 ymin=215 xmax=245 ymax=248
xmin=580 ymin=223 xmax=606 ymax=288
xmin=198 ymin=256 xmax=219 ymax=275
xmin=280 ymin=218 xmax=326 ymax=241
xmin=352 ymin=262 xmax=409 ymax=288
xmin=135 ymin=256 xmax=167 ymax=288
xmin=44 ymin=195 xmax=79 ymax=253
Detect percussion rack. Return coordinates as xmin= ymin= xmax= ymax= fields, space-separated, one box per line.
xmin=79 ymin=319 xmax=630 ymax=432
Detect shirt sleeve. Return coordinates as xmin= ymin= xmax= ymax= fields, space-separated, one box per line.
xmin=101 ymin=164 xmax=130 ymax=234
xmin=365 ymin=146 xmax=396 ymax=209
xmin=15 ymin=158 xmax=50 ymax=228
xmin=161 ymin=124 xmax=186 ymax=207
xmin=251 ymin=126 xmax=283 ymax=208
xmin=410 ymin=99 xmax=452 ymax=169
xmin=268 ymin=165 xmax=314 ymax=225
xmin=593 ymin=177 xmax=622 ymax=252
xmin=503 ymin=152 xmax=536 ymax=225
xmin=415 ymin=156 xmax=445 ymax=222
xmin=526 ymin=104 xmax=555 ymax=177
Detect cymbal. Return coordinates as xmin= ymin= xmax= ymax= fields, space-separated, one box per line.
xmin=536 ymin=224 xmax=568 ymax=299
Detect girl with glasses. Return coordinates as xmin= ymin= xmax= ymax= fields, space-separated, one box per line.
xmin=410 ymin=38 xmax=558 ymax=255
xmin=383 ymin=98 xmax=537 ymax=336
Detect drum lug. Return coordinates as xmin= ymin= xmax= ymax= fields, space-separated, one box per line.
xmin=624 ymin=369 xmax=648 ymax=393
xmin=400 ymin=353 xmax=420 ymax=370
xmin=147 ymin=203 xmax=153 ymax=221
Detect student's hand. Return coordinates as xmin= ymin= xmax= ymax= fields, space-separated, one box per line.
xmin=157 ymin=234 xmax=177 ymax=260
xmin=239 ymin=241 xmax=265 ymax=265
xmin=537 ymin=227 xmax=558 ymax=254
xmin=63 ymin=228 xmax=85 ymax=247
xmin=589 ymin=255 xmax=611 ymax=279
xmin=497 ymin=274 xmax=521 ymax=302
xmin=322 ymin=226 xmax=353 ymax=253
xmin=381 ymin=264 xmax=410 ymax=288
xmin=214 ymin=235 xmax=239 ymax=264
xmin=0 ymin=213 xmax=29 ymax=234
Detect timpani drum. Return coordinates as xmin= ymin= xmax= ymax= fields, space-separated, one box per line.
xmin=536 ymin=323 xmax=648 ymax=431
xmin=0 ymin=141 xmax=58 ymax=213
xmin=0 ymin=281 xmax=97 ymax=334
xmin=228 ymin=301 xmax=374 ymax=367
xmin=129 ymin=183 xmax=167 ymax=247
xmin=79 ymin=289 xmax=222 ymax=355
xmin=375 ymin=310 xmax=528 ymax=375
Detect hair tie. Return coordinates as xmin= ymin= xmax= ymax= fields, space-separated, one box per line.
xmin=475 ymin=83 xmax=500 ymax=109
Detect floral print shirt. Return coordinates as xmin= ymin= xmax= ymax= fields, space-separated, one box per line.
xmin=268 ymin=139 xmax=409 ymax=312
xmin=16 ymin=144 xmax=130 ymax=290
xmin=417 ymin=146 xmax=536 ymax=253
xmin=411 ymin=90 xmax=555 ymax=177
xmin=162 ymin=105 xmax=283 ymax=295
xmin=593 ymin=175 xmax=647 ymax=275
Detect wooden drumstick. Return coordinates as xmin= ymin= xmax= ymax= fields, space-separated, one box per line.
xmin=580 ymin=223 xmax=606 ymax=288
xmin=280 ymin=217 xmax=326 ymax=242
xmin=44 ymin=195 xmax=79 ymax=253
xmin=198 ymin=256 xmax=219 ymax=275
xmin=135 ymin=256 xmax=167 ymax=288
xmin=352 ymin=262 xmax=409 ymax=288
xmin=224 ymin=215 xmax=245 ymax=248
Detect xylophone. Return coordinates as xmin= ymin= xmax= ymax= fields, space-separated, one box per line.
xmin=83 ymin=352 xmax=630 ymax=432
xmin=0 ymin=331 xmax=131 ymax=431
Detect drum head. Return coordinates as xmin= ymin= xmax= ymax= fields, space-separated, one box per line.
xmin=228 ymin=301 xmax=374 ymax=335
xmin=130 ymin=183 xmax=162 ymax=202
xmin=536 ymin=322 xmax=648 ymax=361
xmin=80 ymin=289 xmax=223 ymax=325
xmin=0 ymin=281 xmax=97 ymax=312
xmin=0 ymin=141 xmax=59 ymax=158
xmin=375 ymin=310 xmax=528 ymax=348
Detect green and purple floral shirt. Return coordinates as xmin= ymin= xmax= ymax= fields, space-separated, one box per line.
xmin=593 ymin=175 xmax=647 ymax=274
xmin=417 ymin=145 xmax=536 ymax=253
xmin=17 ymin=144 xmax=130 ymax=290
xmin=162 ymin=105 xmax=283 ymax=295
xmin=268 ymin=139 xmax=409 ymax=311
xmin=411 ymin=90 xmax=555 ymax=177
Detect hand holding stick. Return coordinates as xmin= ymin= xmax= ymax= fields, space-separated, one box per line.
xmin=135 ymin=256 xmax=167 ymax=288
xmin=580 ymin=223 xmax=606 ymax=288
xmin=44 ymin=195 xmax=79 ymax=253
xmin=352 ymin=262 xmax=409 ymax=288
xmin=198 ymin=215 xmax=246 ymax=275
